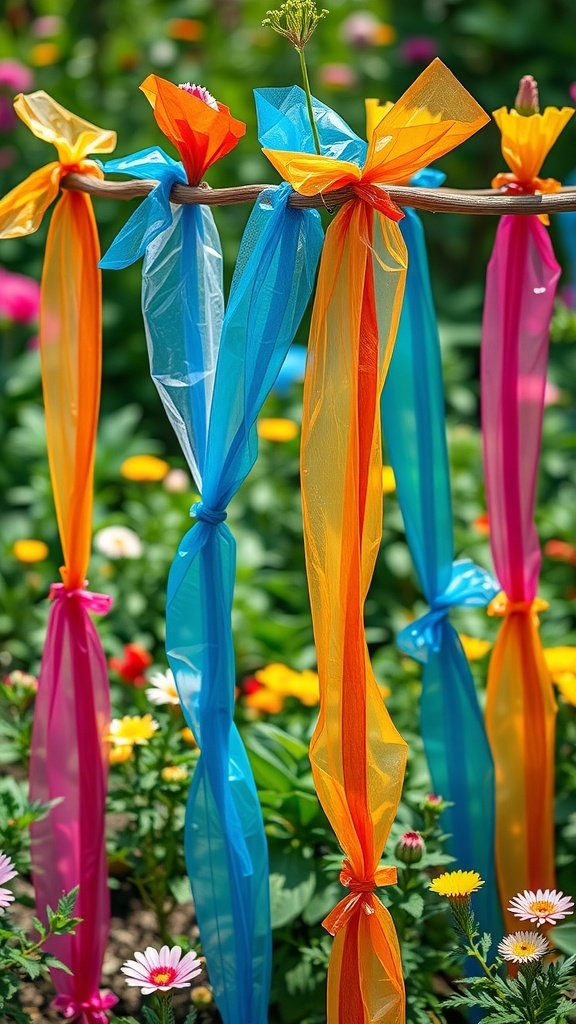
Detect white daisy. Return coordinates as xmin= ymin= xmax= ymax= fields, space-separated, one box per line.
xmin=146 ymin=669 xmax=180 ymax=707
xmin=121 ymin=944 xmax=202 ymax=995
xmin=498 ymin=931 xmax=548 ymax=964
xmin=508 ymin=888 xmax=574 ymax=926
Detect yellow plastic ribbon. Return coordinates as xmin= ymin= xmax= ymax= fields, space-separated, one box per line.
xmin=263 ymin=60 xmax=488 ymax=1024
xmin=0 ymin=93 xmax=116 ymax=587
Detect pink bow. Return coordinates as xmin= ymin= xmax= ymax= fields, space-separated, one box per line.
xmin=49 ymin=582 xmax=112 ymax=615
xmin=52 ymin=990 xmax=118 ymax=1022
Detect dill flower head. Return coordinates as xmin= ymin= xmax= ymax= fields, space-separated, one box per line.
xmin=263 ymin=0 xmax=328 ymax=51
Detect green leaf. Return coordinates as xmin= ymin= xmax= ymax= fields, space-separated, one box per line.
xmin=183 ymin=1010 xmax=198 ymax=1024
xmin=168 ymin=876 xmax=192 ymax=905
xmin=302 ymin=881 xmax=342 ymax=925
xmin=269 ymin=847 xmax=316 ymax=928
xmin=402 ymin=892 xmax=424 ymax=919
xmin=549 ymin=922 xmax=576 ymax=955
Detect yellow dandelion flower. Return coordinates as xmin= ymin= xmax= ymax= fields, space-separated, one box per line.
xmin=459 ymin=634 xmax=492 ymax=661
xmin=120 ymin=455 xmax=170 ymax=482
xmin=257 ymin=418 xmax=299 ymax=442
xmin=109 ymin=744 xmax=133 ymax=765
xmin=382 ymin=466 xmax=396 ymax=494
xmin=254 ymin=663 xmax=319 ymax=706
xmin=556 ymin=673 xmax=576 ymax=706
xmin=161 ymin=765 xmax=187 ymax=783
xmin=106 ymin=714 xmax=159 ymax=747
xmin=429 ymin=870 xmax=484 ymax=899
xmin=543 ymin=646 xmax=576 ymax=682
xmin=181 ymin=727 xmax=198 ymax=747
xmin=13 ymin=539 xmax=49 ymax=563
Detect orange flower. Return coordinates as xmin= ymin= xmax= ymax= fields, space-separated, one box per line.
xmin=473 ymin=512 xmax=490 ymax=536
xmin=167 ymin=18 xmax=205 ymax=42
xmin=140 ymin=74 xmax=245 ymax=186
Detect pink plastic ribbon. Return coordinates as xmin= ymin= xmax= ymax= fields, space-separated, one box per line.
xmin=30 ymin=586 xmax=112 ymax=1020
xmin=52 ymin=990 xmax=118 ymax=1023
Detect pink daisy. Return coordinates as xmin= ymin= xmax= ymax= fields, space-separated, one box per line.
xmin=177 ymin=83 xmax=219 ymax=109
xmin=508 ymin=888 xmax=574 ymax=926
xmin=0 ymin=850 xmax=17 ymax=910
xmin=121 ymin=945 xmax=202 ymax=995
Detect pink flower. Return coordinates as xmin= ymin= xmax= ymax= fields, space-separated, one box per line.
xmin=0 ymin=59 xmax=33 ymax=93
xmin=395 ymin=830 xmax=426 ymax=864
xmin=508 ymin=888 xmax=574 ymax=926
xmin=339 ymin=11 xmax=380 ymax=47
xmin=178 ymin=83 xmax=219 ymax=109
xmin=0 ymin=267 xmax=40 ymax=325
xmin=399 ymin=36 xmax=438 ymax=65
xmin=121 ymin=945 xmax=202 ymax=995
xmin=0 ymin=850 xmax=17 ymax=910
xmin=570 ymin=83 xmax=576 ymax=105
xmin=318 ymin=63 xmax=358 ymax=90
xmin=31 ymin=15 xmax=64 ymax=38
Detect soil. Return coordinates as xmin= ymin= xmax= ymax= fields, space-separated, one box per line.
xmin=13 ymin=878 xmax=222 ymax=1023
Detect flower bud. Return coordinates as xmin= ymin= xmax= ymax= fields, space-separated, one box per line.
xmin=395 ymin=830 xmax=425 ymax=865
xmin=515 ymin=75 xmax=539 ymax=116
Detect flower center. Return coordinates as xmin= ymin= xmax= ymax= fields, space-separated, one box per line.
xmin=150 ymin=966 xmax=176 ymax=986
xmin=178 ymin=82 xmax=219 ymax=109
xmin=514 ymin=941 xmax=536 ymax=955
xmin=530 ymin=900 xmax=554 ymax=915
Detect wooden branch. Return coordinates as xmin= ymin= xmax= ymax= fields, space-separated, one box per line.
xmin=60 ymin=172 xmax=576 ymax=215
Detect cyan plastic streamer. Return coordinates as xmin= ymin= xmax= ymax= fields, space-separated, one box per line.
xmin=100 ymin=148 xmax=323 ymax=1024
xmin=381 ymin=191 xmax=502 ymax=940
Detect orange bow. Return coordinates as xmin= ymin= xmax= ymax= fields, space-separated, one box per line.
xmin=323 ymin=861 xmax=398 ymax=935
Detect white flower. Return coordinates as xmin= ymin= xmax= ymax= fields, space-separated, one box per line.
xmin=163 ymin=468 xmax=190 ymax=493
xmin=121 ymin=945 xmax=202 ymax=995
xmin=94 ymin=526 xmax=143 ymax=560
xmin=146 ymin=670 xmax=180 ymax=707
xmin=508 ymin=888 xmax=574 ymax=926
xmin=498 ymin=931 xmax=549 ymax=964
xmin=0 ymin=851 xmax=17 ymax=911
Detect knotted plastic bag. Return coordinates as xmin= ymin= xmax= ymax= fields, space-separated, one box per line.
xmin=262 ymin=59 xmax=489 ymax=1024
xmin=0 ymin=93 xmax=117 ymax=1022
xmin=482 ymin=99 xmax=573 ymax=923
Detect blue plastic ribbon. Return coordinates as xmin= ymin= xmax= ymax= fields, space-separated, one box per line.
xmin=558 ymin=170 xmax=576 ymax=306
xmin=382 ymin=195 xmax=502 ymax=939
xmin=101 ymin=143 xmax=323 ymax=1024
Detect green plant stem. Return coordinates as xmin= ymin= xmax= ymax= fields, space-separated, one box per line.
xmin=156 ymin=992 xmax=171 ymax=1024
xmin=298 ymin=48 xmax=320 ymax=155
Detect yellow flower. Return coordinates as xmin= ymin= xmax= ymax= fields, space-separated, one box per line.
xmin=161 ymin=765 xmax=187 ymax=783
xmin=120 ymin=455 xmax=169 ymax=482
xmin=181 ymin=727 xmax=198 ymax=748
xmin=373 ymin=23 xmax=396 ymax=46
xmin=382 ymin=466 xmax=396 ymax=494
xmin=556 ymin=673 xmax=576 ymax=707
xmin=429 ymin=870 xmax=484 ymax=899
xmin=106 ymin=714 xmax=159 ymax=746
xmin=244 ymin=687 xmax=285 ymax=714
xmin=191 ymin=986 xmax=213 ymax=1006
xmin=255 ymin=663 xmax=320 ymax=706
xmin=492 ymin=106 xmax=573 ymax=188
xmin=543 ymin=647 xmax=576 ymax=682
xmin=459 ymin=634 xmax=492 ymax=662
xmin=109 ymin=744 xmax=133 ymax=765
xmin=13 ymin=539 xmax=49 ymax=563
xmin=257 ymin=418 xmax=299 ymax=442
xmin=28 ymin=42 xmax=61 ymax=66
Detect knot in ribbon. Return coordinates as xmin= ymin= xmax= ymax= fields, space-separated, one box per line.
xmin=487 ymin=593 xmax=549 ymax=620
xmin=191 ymin=501 xmax=227 ymax=525
xmin=397 ymin=559 xmax=499 ymax=663
xmin=49 ymin=582 xmax=113 ymax=615
xmin=52 ymin=990 xmax=118 ymax=1022
xmin=322 ymin=859 xmax=397 ymax=936
xmin=491 ymin=172 xmax=562 ymax=197
xmin=351 ymin=181 xmax=404 ymax=221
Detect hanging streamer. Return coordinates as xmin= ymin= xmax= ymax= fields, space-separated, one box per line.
xmin=0 ymin=94 xmax=117 ymax=1022
xmin=101 ymin=75 xmax=323 ymax=1024
xmin=482 ymin=101 xmax=573 ymax=926
xmin=263 ymin=59 xmax=489 ymax=1024
xmin=373 ymin=106 xmax=501 ymax=935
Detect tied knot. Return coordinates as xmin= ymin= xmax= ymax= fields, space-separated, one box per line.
xmin=397 ymin=559 xmax=499 ymax=663
xmin=351 ymin=181 xmax=404 ymax=221
xmin=191 ymin=501 xmax=227 ymax=525
xmin=49 ymin=582 xmax=112 ymax=615
xmin=488 ymin=594 xmax=549 ymax=619
xmin=322 ymin=860 xmax=397 ymax=936
xmin=52 ymin=991 xmax=118 ymax=1021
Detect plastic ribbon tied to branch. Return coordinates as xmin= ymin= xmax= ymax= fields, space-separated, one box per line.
xmin=100 ymin=75 xmax=323 ymax=1024
xmin=0 ymin=93 xmax=117 ymax=1022
xmin=482 ymin=99 xmax=573 ymax=926
xmin=262 ymin=59 xmax=489 ymax=1024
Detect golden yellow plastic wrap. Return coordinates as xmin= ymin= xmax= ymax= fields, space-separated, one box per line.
xmin=0 ymin=93 xmax=116 ymax=587
xmin=264 ymin=60 xmax=489 ymax=1024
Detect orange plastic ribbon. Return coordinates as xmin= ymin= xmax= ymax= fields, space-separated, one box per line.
xmin=140 ymin=74 xmax=245 ymax=185
xmin=0 ymin=93 xmax=116 ymax=587
xmin=263 ymin=60 xmax=488 ymax=1024
xmin=491 ymin=105 xmax=573 ymax=223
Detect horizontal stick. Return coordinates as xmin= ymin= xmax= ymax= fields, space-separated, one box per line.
xmin=60 ymin=173 xmax=576 ymax=215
